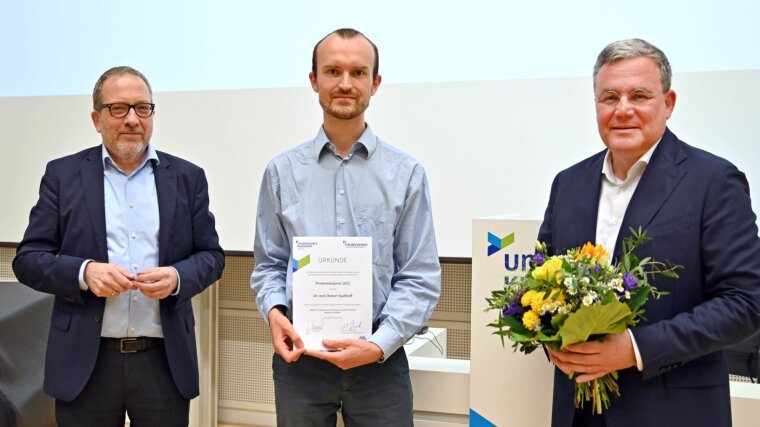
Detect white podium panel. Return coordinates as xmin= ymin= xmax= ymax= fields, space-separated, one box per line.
xmin=470 ymin=218 xmax=553 ymax=426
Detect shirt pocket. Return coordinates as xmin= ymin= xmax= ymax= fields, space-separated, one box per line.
xmin=355 ymin=212 xmax=394 ymax=268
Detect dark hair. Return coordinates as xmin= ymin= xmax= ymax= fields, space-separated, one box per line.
xmin=593 ymin=39 xmax=672 ymax=93
xmin=92 ymin=66 xmax=152 ymax=108
xmin=311 ymin=28 xmax=379 ymax=79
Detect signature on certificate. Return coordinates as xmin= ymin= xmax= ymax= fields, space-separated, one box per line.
xmin=305 ymin=318 xmax=325 ymax=334
xmin=340 ymin=320 xmax=363 ymax=333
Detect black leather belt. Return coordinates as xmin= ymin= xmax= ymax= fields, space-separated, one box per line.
xmin=101 ymin=337 xmax=163 ymax=354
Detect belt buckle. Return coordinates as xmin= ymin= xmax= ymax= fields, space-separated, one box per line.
xmin=119 ymin=338 xmax=138 ymax=353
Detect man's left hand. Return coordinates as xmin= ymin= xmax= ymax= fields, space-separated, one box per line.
xmin=305 ymin=338 xmax=384 ymax=370
xmin=547 ymin=331 xmax=636 ymax=383
xmin=134 ymin=267 xmax=179 ymax=300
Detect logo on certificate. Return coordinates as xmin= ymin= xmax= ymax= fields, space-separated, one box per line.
xmin=343 ymin=240 xmax=369 ymax=249
xmin=291 ymin=254 xmax=311 ymax=272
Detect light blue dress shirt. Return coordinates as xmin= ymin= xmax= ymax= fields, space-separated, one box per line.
xmin=251 ymin=125 xmax=441 ymax=358
xmin=83 ymin=145 xmax=164 ymax=338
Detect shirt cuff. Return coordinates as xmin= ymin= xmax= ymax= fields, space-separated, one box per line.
xmin=259 ymin=293 xmax=290 ymax=325
xmin=628 ymin=329 xmax=644 ymax=371
xmin=368 ymin=324 xmax=403 ymax=362
xmin=78 ymin=259 xmax=93 ymax=291
xmin=170 ymin=266 xmax=181 ymax=296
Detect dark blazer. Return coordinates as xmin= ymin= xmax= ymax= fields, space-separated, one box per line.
xmin=13 ymin=146 xmax=224 ymax=402
xmin=538 ymin=128 xmax=760 ymax=427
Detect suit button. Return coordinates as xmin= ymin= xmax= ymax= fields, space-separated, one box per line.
xmin=94 ymin=315 xmax=101 ymax=323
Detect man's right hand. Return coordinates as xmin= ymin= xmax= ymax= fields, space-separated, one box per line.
xmin=84 ymin=262 xmax=135 ymax=297
xmin=268 ymin=307 xmax=305 ymax=362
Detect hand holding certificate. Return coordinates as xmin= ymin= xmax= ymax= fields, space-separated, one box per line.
xmin=292 ymin=237 xmax=373 ymax=350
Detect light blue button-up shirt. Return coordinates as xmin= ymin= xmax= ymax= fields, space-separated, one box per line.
xmin=251 ymin=125 xmax=441 ymax=358
xmin=99 ymin=144 xmax=163 ymax=338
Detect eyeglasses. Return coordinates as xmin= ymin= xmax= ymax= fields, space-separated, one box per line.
xmin=596 ymin=89 xmax=656 ymax=107
xmin=96 ymin=103 xmax=155 ymax=118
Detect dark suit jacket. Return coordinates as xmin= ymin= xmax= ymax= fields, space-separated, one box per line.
xmin=13 ymin=146 xmax=224 ymax=402
xmin=538 ymin=128 xmax=760 ymax=427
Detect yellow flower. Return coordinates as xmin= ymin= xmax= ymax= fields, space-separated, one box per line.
xmin=532 ymin=257 xmax=564 ymax=283
xmin=521 ymin=289 xmax=564 ymax=312
xmin=521 ymin=290 xmax=541 ymax=309
xmin=522 ymin=310 xmax=541 ymax=331
xmin=549 ymin=288 xmax=565 ymax=303
xmin=576 ymin=242 xmax=610 ymax=264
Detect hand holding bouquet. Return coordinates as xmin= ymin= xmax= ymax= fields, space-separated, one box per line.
xmin=486 ymin=227 xmax=681 ymax=414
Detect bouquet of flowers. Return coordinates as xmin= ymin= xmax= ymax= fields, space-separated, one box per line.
xmin=486 ymin=227 xmax=681 ymax=414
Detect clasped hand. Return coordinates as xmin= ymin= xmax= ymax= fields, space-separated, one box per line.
xmin=268 ymin=308 xmax=383 ymax=369
xmin=84 ymin=262 xmax=178 ymax=299
xmin=547 ymin=331 xmax=637 ymax=383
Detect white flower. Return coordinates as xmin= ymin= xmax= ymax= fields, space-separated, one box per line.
xmin=609 ymin=278 xmax=624 ymax=292
xmin=564 ymin=277 xmax=574 ymax=286
xmin=581 ymin=290 xmax=599 ymax=306
xmin=539 ymin=301 xmax=563 ymax=316
xmin=580 ymin=277 xmax=590 ymax=285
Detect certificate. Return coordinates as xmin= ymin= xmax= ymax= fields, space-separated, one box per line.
xmin=292 ymin=236 xmax=373 ymax=350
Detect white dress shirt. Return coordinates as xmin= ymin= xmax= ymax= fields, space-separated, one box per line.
xmin=596 ymin=140 xmax=660 ymax=370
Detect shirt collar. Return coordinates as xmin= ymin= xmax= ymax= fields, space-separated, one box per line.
xmin=313 ymin=123 xmax=378 ymax=161
xmin=101 ymin=144 xmax=159 ymax=175
xmin=601 ymin=138 xmax=660 ymax=185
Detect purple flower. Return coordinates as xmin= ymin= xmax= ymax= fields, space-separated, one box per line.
xmin=533 ymin=253 xmax=545 ymax=267
xmin=502 ymin=301 xmax=524 ymax=317
xmin=623 ymin=272 xmax=638 ymax=291
xmin=595 ymin=263 xmax=601 ymax=273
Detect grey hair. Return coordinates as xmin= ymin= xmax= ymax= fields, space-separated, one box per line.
xmin=593 ymin=39 xmax=672 ymax=93
xmin=92 ymin=66 xmax=152 ymax=108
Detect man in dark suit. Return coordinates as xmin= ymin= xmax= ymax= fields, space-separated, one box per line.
xmin=12 ymin=66 xmax=224 ymax=427
xmin=540 ymin=39 xmax=760 ymax=426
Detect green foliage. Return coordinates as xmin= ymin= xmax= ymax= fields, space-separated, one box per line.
xmin=558 ymin=300 xmax=632 ymax=348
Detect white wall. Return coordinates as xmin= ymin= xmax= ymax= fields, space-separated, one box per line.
xmin=4 ymin=1 xmax=759 ymax=97
xmin=2 ymin=70 xmax=759 ymax=256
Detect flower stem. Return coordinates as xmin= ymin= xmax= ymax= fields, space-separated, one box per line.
xmin=573 ymin=372 xmax=621 ymax=415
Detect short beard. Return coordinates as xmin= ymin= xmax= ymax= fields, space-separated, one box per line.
xmin=106 ymin=140 xmax=148 ymax=167
xmin=320 ymin=99 xmax=368 ymax=121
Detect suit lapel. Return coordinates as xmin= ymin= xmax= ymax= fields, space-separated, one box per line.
xmin=81 ymin=147 xmax=108 ymax=261
xmin=154 ymin=152 xmax=176 ymax=266
xmin=617 ymin=128 xmax=687 ymax=257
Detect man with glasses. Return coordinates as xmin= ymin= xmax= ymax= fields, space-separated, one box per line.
xmin=13 ymin=66 xmax=224 ymax=426
xmin=539 ymin=39 xmax=760 ymax=427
